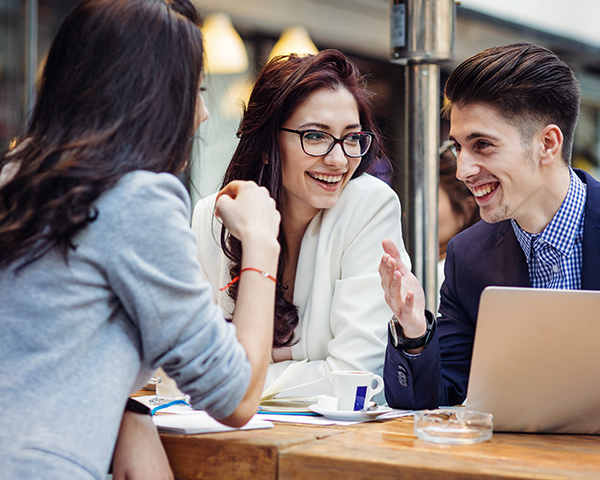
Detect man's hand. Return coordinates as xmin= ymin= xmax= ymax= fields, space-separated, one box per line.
xmin=379 ymin=238 xmax=428 ymax=341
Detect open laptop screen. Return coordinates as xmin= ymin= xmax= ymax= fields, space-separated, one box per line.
xmin=465 ymin=286 xmax=600 ymax=434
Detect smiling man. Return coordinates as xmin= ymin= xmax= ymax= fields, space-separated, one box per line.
xmin=380 ymin=43 xmax=600 ymax=409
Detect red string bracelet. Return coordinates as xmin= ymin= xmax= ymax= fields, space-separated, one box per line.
xmin=220 ymin=267 xmax=277 ymax=291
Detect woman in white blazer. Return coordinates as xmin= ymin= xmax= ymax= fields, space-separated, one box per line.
xmin=193 ymin=50 xmax=411 ymax=400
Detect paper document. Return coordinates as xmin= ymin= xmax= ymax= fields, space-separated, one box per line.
xmin=256 ymin=412 xmax=360 ymax=426
xmin=134 ymin=395 xmax=273 ymax=434
xmin=256 ymin=409 xmax=414 ymax=426
xmin=153 ymin=411 xmax=273 ymax=434
xmin=259 ymin=359 xmax=321 ymax=412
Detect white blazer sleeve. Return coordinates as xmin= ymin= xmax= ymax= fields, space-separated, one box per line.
xmin=191 ymin=194 xmax=236 ymax=317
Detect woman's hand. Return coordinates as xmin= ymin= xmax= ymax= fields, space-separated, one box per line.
xmin=213 ymin=181 xmax=280 ymax=428
xmin=215 ymin=180 xmax=280 ymax=245
xmin=112 ymin=410 xmax=174 ymax=480
xmin=379 ymin=238 xmax=428 ymax=343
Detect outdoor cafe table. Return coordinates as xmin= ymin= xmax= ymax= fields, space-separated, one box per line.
xmin=156 ymin=413 xmax=600 ymax=479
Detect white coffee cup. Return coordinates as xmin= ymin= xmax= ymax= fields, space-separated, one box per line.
xmin=331 ymin=370 xmax=384 ymax=411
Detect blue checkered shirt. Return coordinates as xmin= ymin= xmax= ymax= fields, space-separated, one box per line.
xmin=511 ymin=169 xmax=586 ymax=289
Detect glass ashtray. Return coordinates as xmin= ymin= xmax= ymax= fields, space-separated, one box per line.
xmin=414 ymin=409 xmax=493 ymax=445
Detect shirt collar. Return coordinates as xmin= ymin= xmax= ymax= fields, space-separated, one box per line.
xmin=512 ymin=167 xmax=586 ymax=261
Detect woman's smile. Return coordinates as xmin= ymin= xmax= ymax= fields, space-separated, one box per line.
xmin=279 ymin=86 xmax=362 ymax=221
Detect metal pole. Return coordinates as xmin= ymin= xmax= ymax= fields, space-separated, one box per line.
xmin=404 ymin=63 xmax=440 ymax=311
xmin=25 ymin=0 xmax=38 ymax=119
xmin=390 ymin=0 xmax=455 ymax=313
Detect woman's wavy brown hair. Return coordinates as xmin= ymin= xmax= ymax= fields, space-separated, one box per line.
xmin=220 ymin=49 xmax=383 ymax=348
xmin=0 ymin=0 xmax=203 ymax=269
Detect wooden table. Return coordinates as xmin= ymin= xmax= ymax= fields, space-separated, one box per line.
xmin=158 ymin=415 xmax=600 ymax=480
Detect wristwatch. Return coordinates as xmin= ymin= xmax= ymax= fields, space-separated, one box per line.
xmin=388 ymin=310 xmax=437 ymax=351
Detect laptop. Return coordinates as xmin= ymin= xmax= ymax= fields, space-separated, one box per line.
xmin=465 ymin=286 xmax=600 ymax=434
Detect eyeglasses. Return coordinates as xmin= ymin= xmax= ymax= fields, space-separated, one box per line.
xmin=281 ymin=128 xmax=374 ymax=158
xmin=439 ymin=139 xmax=457 ymax=157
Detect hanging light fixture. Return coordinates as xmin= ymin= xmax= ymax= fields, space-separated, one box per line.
xmin=202 ymin=13 xmax=248 ymax=74
xmin=267 ymin=26 xmax=319 ymax=62
xmin=221 ymin=78 xmax=254 ymax=119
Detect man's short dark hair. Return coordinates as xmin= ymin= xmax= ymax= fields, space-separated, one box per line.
xmin=442 ymin=43 xmax=581 ymax=164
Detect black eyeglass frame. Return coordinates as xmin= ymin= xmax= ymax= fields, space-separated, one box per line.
xmin=280 ymin=128 xmax=374 ymax=158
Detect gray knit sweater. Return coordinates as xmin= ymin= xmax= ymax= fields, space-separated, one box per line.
xmin=0 ymin=171 xmax=251 ymax=479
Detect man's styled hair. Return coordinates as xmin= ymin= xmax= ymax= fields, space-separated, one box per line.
xmin=442 ymin=43 xmax=581 ymax=164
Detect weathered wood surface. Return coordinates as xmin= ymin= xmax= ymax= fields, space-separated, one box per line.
xmin=142 ymin=379 xmax=600 ymax=480
xmin=160 ymin=422 xmax=350 ymax=480
xmin=279 ymin=417 xmax=600 ymax=480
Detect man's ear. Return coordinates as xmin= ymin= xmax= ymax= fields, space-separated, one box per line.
xmin=538 ymin=124 xmax=563 ymax=166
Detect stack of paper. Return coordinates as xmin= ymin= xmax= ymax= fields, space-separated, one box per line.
xmin=134 ymin=395 xmax=273 ymax=434
xmin=153 ymin=411 xmax=273 ymax=434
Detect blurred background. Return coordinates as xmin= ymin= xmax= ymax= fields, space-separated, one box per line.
xmin=2 ymin=0 xmax=600 ymax=302
xmin=2 ymin=0 xmax=600 ymax=203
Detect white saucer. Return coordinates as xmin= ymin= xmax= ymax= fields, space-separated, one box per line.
xmin=309 ymin=405 xmax=392 ymax=421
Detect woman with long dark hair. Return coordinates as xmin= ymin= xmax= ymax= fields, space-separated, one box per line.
xmin=193 ymin=50 xmax=410 ymax=398
xmin=0 ymin=1 xmax=280 ymax=478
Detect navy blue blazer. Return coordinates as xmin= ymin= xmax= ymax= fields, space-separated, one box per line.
xmin=384 ymin=169 xmax=600 ymax=409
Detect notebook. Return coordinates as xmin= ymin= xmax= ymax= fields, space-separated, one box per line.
xmin=465 ymin=286 xmax=600 ymax=434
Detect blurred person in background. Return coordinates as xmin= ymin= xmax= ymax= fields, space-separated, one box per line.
xmin=437 ymin=140 xmax=480 ymax=294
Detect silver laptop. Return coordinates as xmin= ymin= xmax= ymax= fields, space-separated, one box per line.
xmin=465 ymin=286 xmax=600 ymax=434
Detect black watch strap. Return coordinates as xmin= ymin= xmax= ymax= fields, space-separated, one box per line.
xmin=388 ymin=309 xmax=437 ymax=351
xmin=125 ymin=398 xmax=151 ymax=415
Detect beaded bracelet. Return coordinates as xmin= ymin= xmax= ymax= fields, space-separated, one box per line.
xmin=220 ymin=267 xmax=277 ymax=291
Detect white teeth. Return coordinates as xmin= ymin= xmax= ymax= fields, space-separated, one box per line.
xmin=473 ymin=184 xmax=496 ymax=197
xmin=309 ymin=172 xmax=343 ymax=183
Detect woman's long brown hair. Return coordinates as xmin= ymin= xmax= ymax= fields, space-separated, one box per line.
xmin=220 ymin=49 xmax=383 ymax=347
xmin=0 ymin=0 xmax=204 ymax=269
